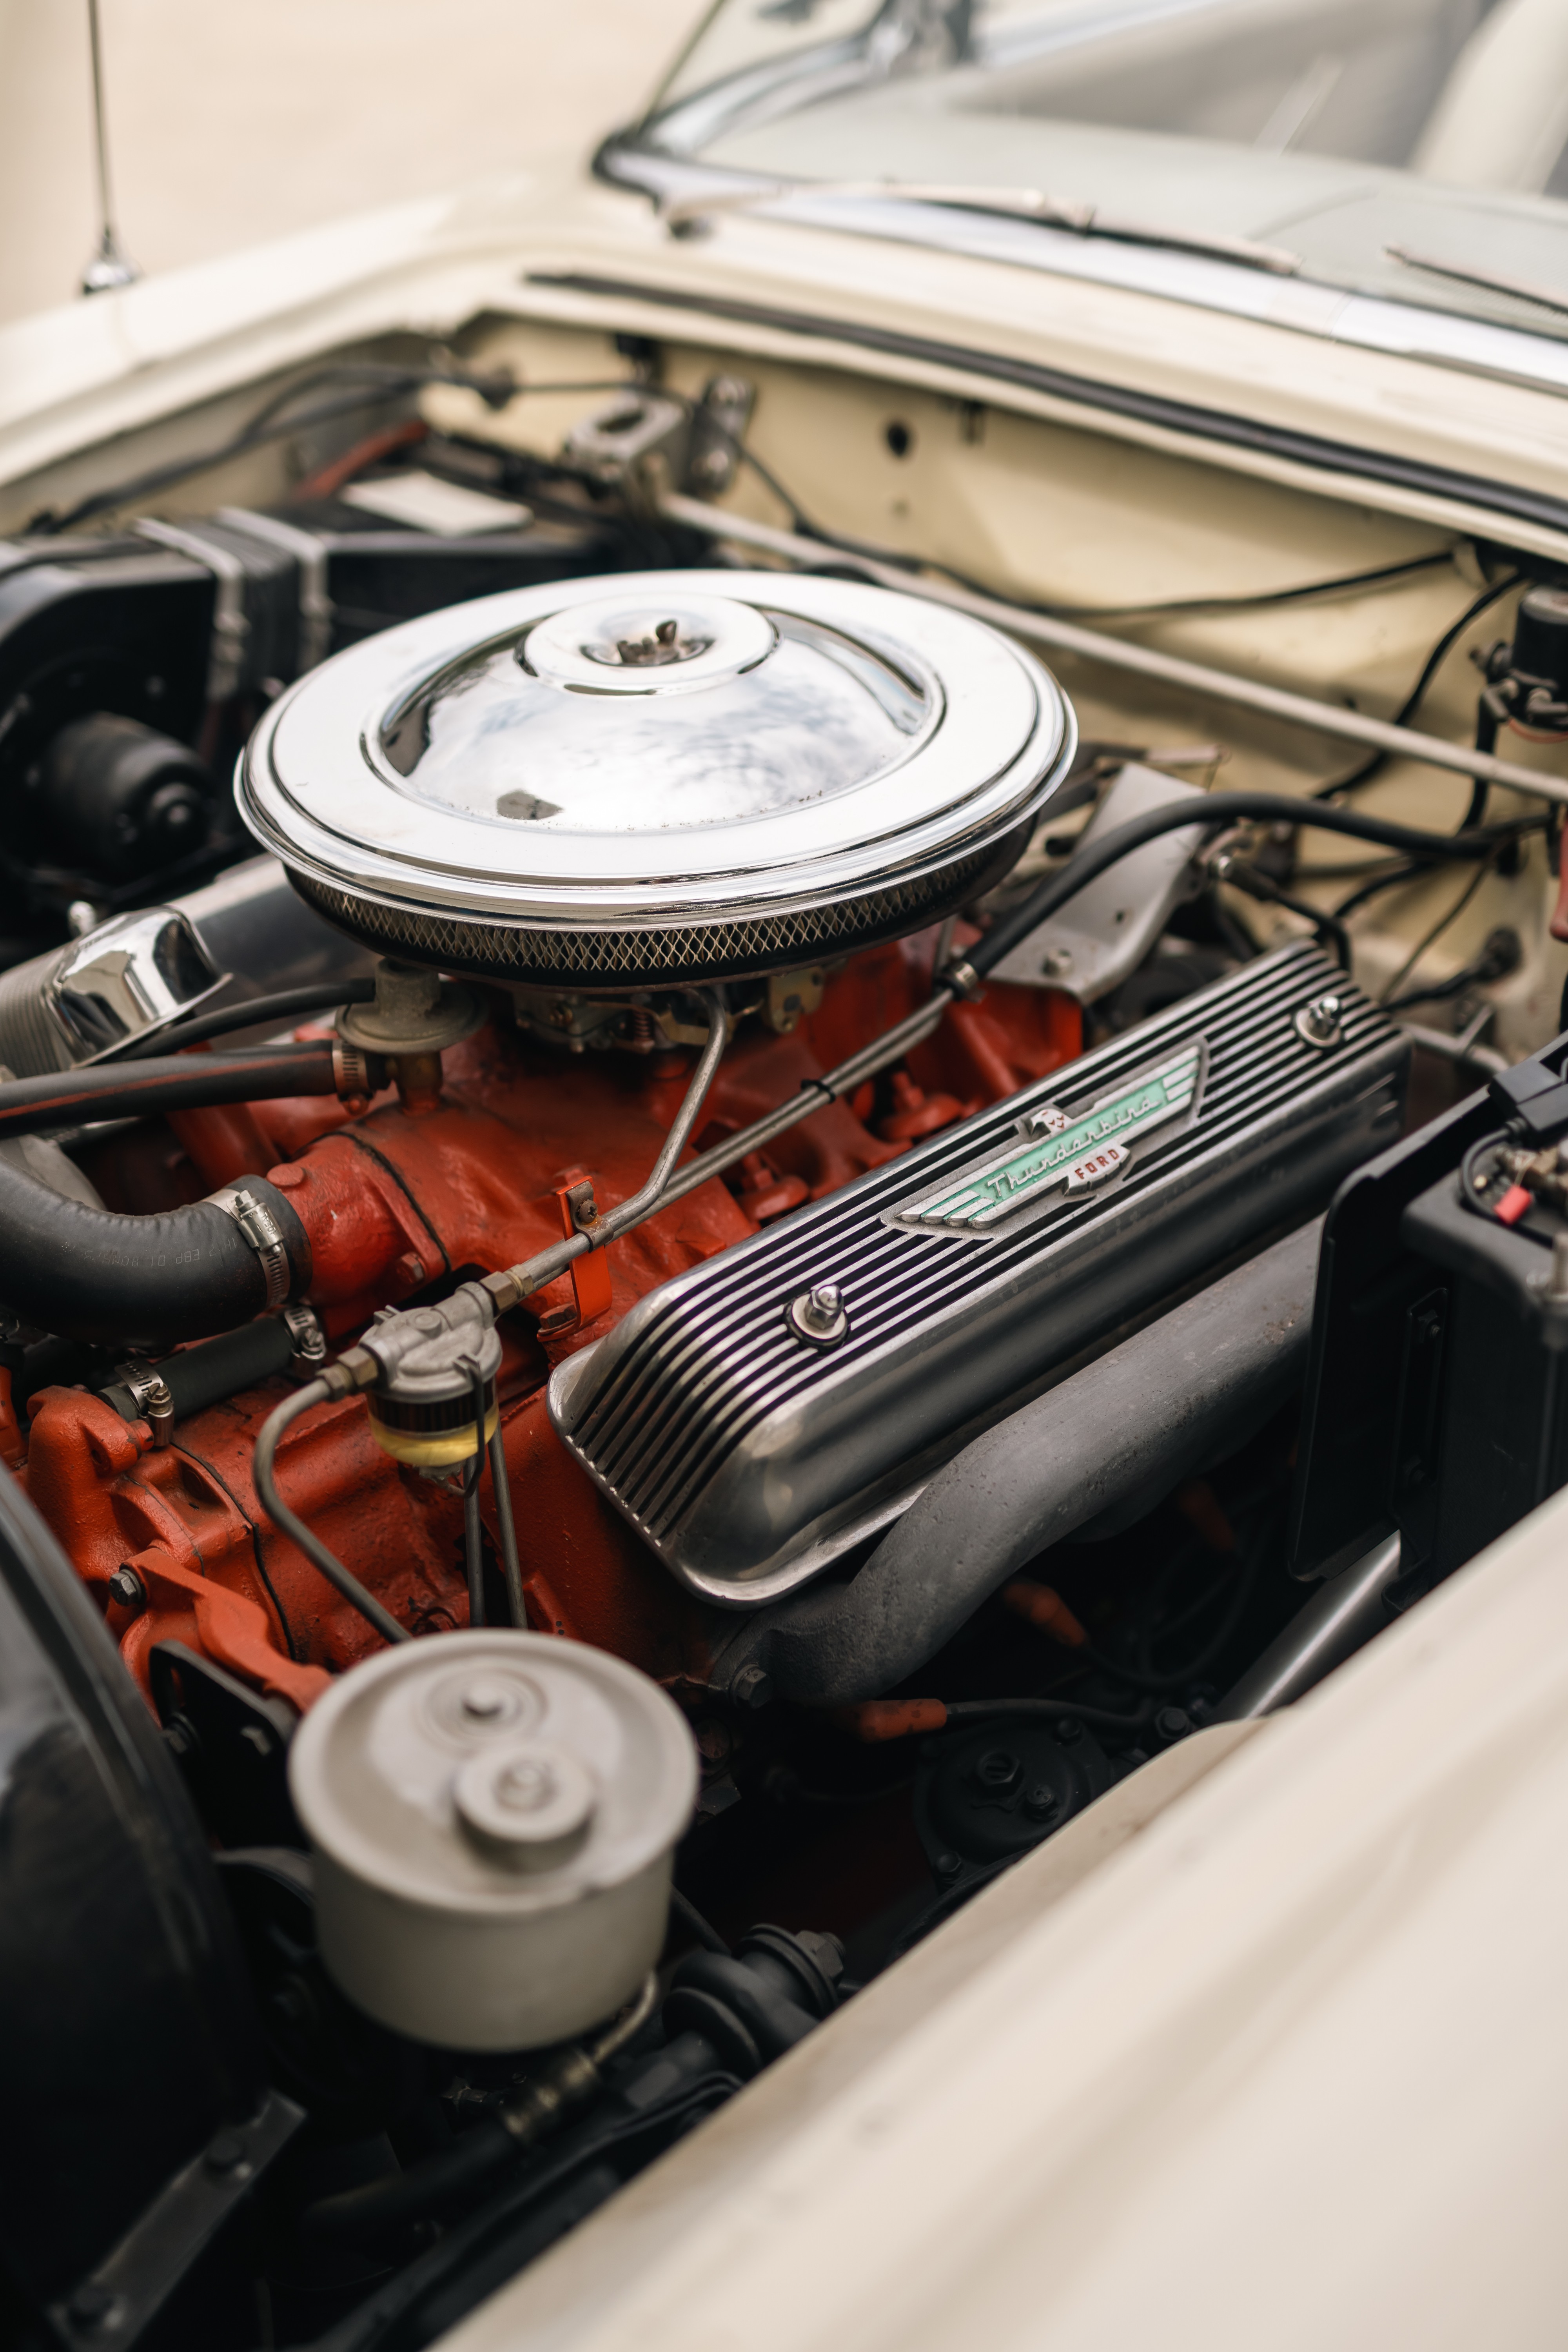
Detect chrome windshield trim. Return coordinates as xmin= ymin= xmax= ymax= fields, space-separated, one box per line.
xmin=599 ymin=141 xmax=1568 ymax=407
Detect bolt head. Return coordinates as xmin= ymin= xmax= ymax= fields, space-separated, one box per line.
xmin=1054 ymin=1715 xmax=1083 ymax=1746
xmin=1023 ymin=1780 xmax=1060 ymax=1822
xmin=971 ymin=1746 xmax=1022 ymax=1793
xmin=457 ymin=1676 xmax=513 ymax=1723
xmin=65 ymin=2282 xmax=120 ymax=2333
xmin=204 ymin=2132 xmax=248 ymax=2178
xmin=785 ymin=1280 xmax=850 ymax=1348
xmin=731 ymin=1662 xmax=773 ymax=1710
xmin=1296 ymin=993 xmax=1345 ymax=1049
xmin=106 ymin=1566 xmax=145 ymax=1610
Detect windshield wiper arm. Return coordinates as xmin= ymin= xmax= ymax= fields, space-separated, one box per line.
xmin=1385 ymin=243 xmax=1568 ymax=321
xmin=661 ymin=178 xmax=1301 ymax=277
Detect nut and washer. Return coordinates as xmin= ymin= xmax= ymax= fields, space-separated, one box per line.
xmin=1294 ymin=992 xmax=1345 ymax=1051
xmin=785 ymin=1281 xmax=850 ymax=1348
xmin=209 ymin=1184 xmax=292 ymax=1308
xmin=106 ymin=1564 xmax=146 ymax=1610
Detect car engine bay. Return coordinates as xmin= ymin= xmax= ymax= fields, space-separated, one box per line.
xmin=4 ymin=310 xmax=1568 ymax=2350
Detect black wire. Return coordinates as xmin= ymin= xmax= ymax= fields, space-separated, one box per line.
xmin=1222 ymin=862 xmax=1352 ymax=967
xmin=31 ymin=360 xmax=518 ymax=535
xmin=1380 ymin=931 xmax=1517 ymax=1014
xmin=668 ymin=1887 xmax=731 ymax=1956
xmin=1313 ymin=570 xmax=1521 ymax=800
xmin=944 ymin=1697 xmax=1156 ymax=1733
xmin=673 ymin=406 xmax=1465 ymax=626
xmin=1148 ymin=1548 xmax=1263 ymax=1683
xmin=109 ymin=976 xmax=378 ymax=1060
xmin=1377 ymin=855 xmax=1499 ymax=1005
xmin=1332 ymin=858 xmax=1433 ymax=921
xmin=967 ymin=793 xmax=1542 ymax=982
xmin=1054 ymin=550 xmax=1454 ymax=622
xmin=792 ymin=505 xmax=1464 ymax=627
xmin=462 ymin=1358 xmax=488 ymax=1630
xmin=312 ymin=2076 xmax=743 ymax=2352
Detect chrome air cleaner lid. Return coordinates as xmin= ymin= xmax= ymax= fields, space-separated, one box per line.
xmin=238 ymin=569 xmax=1074 ymax=987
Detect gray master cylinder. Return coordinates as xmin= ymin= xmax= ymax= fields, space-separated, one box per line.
xmin=288 ymin=1631 xmax=697 ymax=2050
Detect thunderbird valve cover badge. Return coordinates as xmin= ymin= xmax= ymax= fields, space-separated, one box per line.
xmin=903 ymin=1042 xmax=1206 ymax=1234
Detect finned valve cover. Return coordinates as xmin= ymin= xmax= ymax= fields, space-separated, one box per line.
xmin=237 ymin=569 xmax=1074 ymax=986
xmin=549 ymin=945 xmax=1409 ymax=1606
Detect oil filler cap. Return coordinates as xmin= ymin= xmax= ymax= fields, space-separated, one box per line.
xmin=288 ymin=1630 xmax=697 ymax=2050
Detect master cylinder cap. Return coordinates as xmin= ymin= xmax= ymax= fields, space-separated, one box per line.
xmin=288 ymin=1630 xmax=697 ymax=2049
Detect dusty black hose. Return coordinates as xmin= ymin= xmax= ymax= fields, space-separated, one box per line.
xmin=965 ymin=794 xmax=1538 ymax=982
xmin=96 ymin=1315 xmax=295 ymax=1424
xmin=300 ymin=1976 xmax=662 ymax=2246
xmin=0 ymin=1162 xmax=308 ymax=1346
xmin=0 ymin=1040 xmax=346 ymax=1142
xmin=112 ymin=976 xmax=377 ymax=1060
xmin=723 ymin=1221 xmax=1321 ymax=1707
xmin=252 ymin=1382 xmax=409 ymax=1646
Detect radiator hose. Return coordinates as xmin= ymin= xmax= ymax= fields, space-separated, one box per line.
xmin=0 ymin=1159 xmax=309 ymax=1346
xmin=719 ymin=1221 xmax=1321 ymax=1707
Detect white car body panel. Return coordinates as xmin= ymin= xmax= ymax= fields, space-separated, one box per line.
xmin=448 ymin=1483 xmax=1568 ymax=2352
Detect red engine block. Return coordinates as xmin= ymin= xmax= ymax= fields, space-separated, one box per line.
xmin=19 ymin=929 xmax=1078 ymax=1713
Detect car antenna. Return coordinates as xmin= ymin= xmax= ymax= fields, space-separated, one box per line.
xmin=79 ymin=0 xmax=140 ymax=294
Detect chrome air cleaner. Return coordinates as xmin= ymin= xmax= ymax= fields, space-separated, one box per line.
xmin=237 ymin=570 xmax=1074 ymax=987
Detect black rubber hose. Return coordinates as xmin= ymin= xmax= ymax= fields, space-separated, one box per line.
xmin=0 ymin=1041 xmax=343 ymax=1143
xmin=301 ymin=2114 xmax=517 ymax=2245
xmin=96 ymin=1316 xmax=294 ymax=1424
xmin=0 ymin=1165 xmax=308 ymax=1347
xmin=725 ymin=1221 xmax=1321 ymax=1707
xmin=969 ymin=794 xmax=1537 ymax=982
xmin=113 ymin=976 xmax=378 ymax=1061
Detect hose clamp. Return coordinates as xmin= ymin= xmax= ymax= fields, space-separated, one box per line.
xmin=209 ymin=1184 xmax=292 ymax=1310
xmin=332 ymin=1037 xmax=374 ymax=1106
xmin=281 ymin=1301 xmax=328 ymax=1380
xmin=114 ymin=1359 xmax=175 ymax=1448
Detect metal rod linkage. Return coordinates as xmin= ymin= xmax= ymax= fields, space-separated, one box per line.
xmin=660 ymin=490 xmax=1568 ymax=812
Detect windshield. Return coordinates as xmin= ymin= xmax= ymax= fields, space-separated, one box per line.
xmin=634 ymin=0 xmax=1568 ymax=340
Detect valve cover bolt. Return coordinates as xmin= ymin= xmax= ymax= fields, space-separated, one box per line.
xmin=1295 ymin=992 xmax=1345 ymax=1049
xmin=786 ymin=1280 xmax=850 ymax=1347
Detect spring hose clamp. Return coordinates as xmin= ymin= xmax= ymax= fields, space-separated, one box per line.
xmin=209 ymin=1184 xmax=292 ymax=1310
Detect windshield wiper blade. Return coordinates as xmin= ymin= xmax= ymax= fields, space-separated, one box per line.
xmin=1386 ymin=243 xmax=1568 ymax=321
xmin=661 ymin=179 xmax=1301 ymax=277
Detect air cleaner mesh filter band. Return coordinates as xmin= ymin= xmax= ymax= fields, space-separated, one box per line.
xmin=291 ymin=833 xmax=1021 ymax=988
